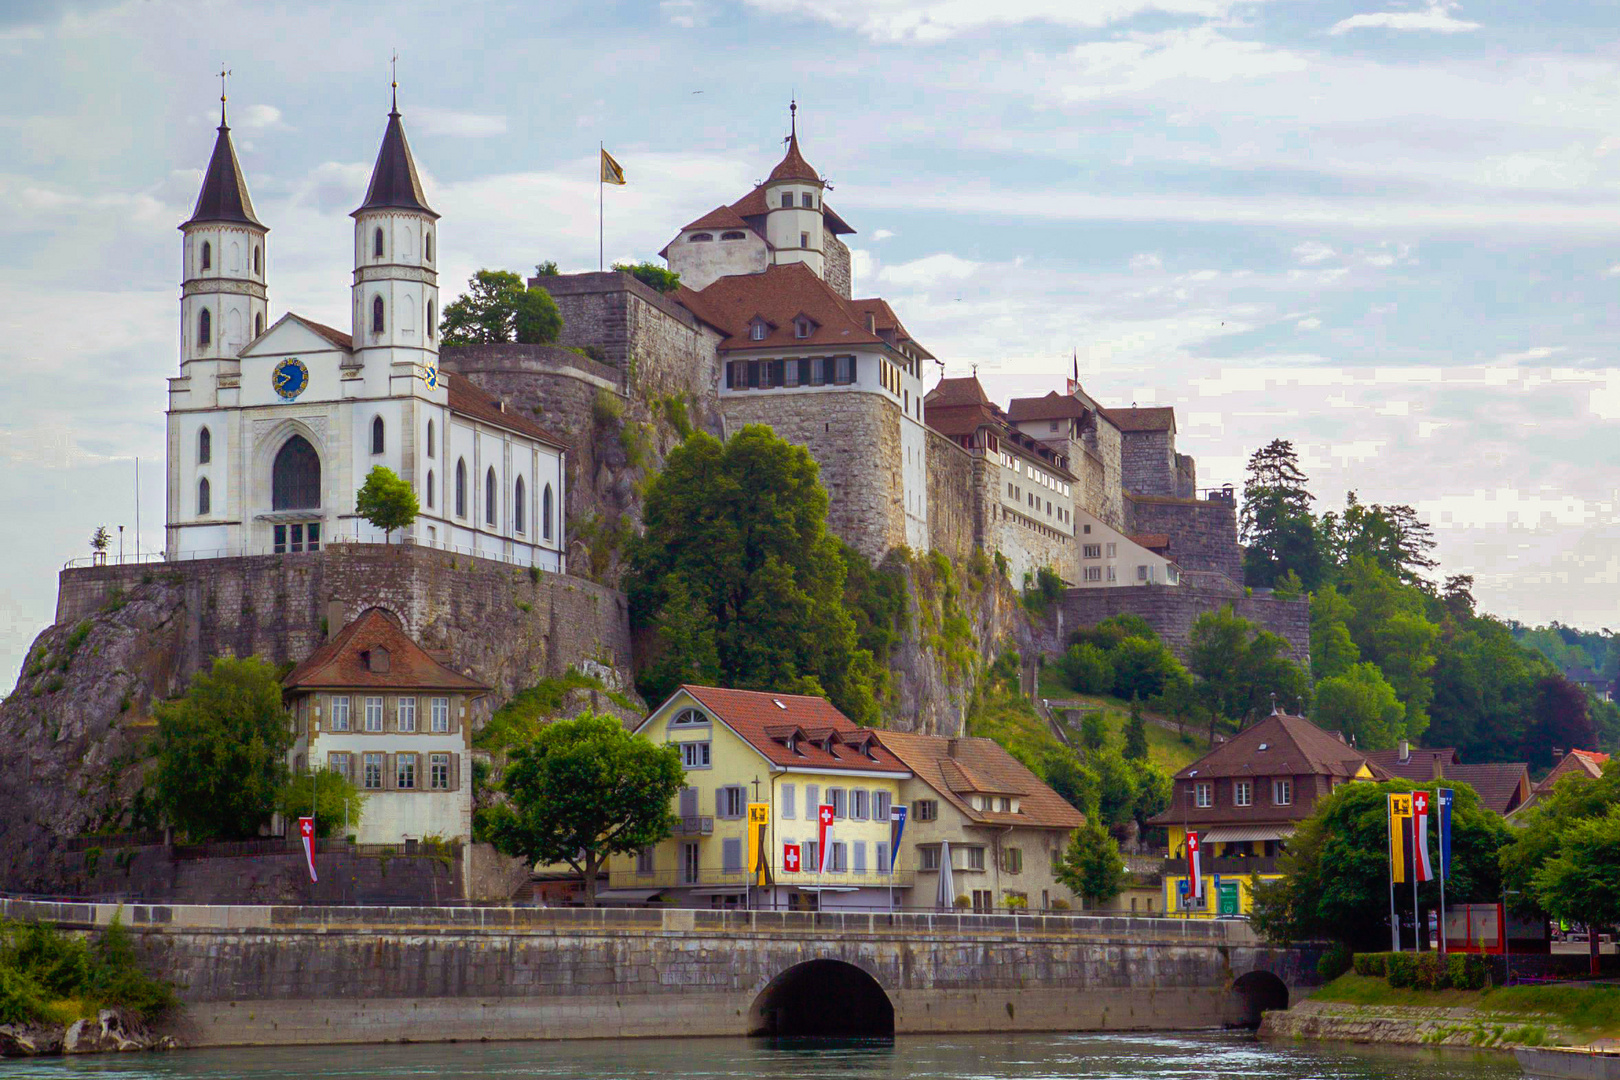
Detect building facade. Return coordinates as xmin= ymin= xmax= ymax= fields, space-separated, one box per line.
xmin=283 ymin=607 xmax=488 ymax=848
xmin=164 ymin=92 xmax=568 ymax=570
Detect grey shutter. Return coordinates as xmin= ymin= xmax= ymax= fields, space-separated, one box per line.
xmin=450 ymin=753 xmax=461 ymax=792
xmin=806 ymin=784 xmax=819 ymax=814
xmin=680 ymin=787 xmax=698 ymax=817
xmin=722 ymin=838 xmax=743 ymax=872
xmin=853 ymin=841 xmax=866 ymax=873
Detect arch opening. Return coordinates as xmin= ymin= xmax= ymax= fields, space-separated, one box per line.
xmin=749 ymin=960 xmax=893 ymax=1038
xmin=1229 ymin=970 xmax=1289 ymax=1029
xmin=272 ymin=434 xmax=321 ymax=511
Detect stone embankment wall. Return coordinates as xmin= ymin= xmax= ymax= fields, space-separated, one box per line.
xmin=1125 ymin=493 xmax=1243 ymax=587
xmin=924 ymin=430 xmax=980 ymax=563
xmin=1 ymin=899 xmax=1319 ymax=1047
xmin=1060 ymin=583 xmax=1310 ymax=664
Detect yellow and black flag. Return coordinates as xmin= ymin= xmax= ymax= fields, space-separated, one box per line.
xmin=600 ymin=148 xmax=626 ymax=186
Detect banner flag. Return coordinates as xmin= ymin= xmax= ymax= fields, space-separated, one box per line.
xmin=1389 ymin=793 xmax=1411 ymax=884
xmin=748 ymin=803 xmax=771 ymax=886
xmin=889 ymin=804 xmax=908 ymax=871
xmin=600 ymin=148 xmax=626 ymax=185
xmin=817 ymin=803 xmax=834 ymax=874
xmin=783 ymin=843 xmax=801 ymax=874
xmin=1186 ymin=830 xmax=1202 ymax=901
xmin=1437 ymin=788 xmax=1454 ymax=880
xmin=1413 ymin=790 xmax=1434 ymax=883
xmin=297 ymin=816 xmax=318 ymax=884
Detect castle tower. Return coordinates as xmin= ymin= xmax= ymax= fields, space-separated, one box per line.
xmin=351 ymin=79 xmax=440 ymax=379
xmin=763 ymin=101 xmax=827 ymax=279
xmin=179 ymin=78 xmax=268 ymax=368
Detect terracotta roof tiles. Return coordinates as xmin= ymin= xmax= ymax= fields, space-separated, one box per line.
xmin=447 ymin=376 xmax=569 ymax=450
xmin=284 ymin=608 xmax=489 ymax=694
xmin=677 ymin=262 xmax=887 ymax=351
xmin=1007 ymin=392 xmax=1087 ymax=423
xmin=675 ymin=685 xmax=909 ymax=775
xmin=1101 ymin=406 xmax=1177 ymax=433
xmin=878 ymin=731 xmax=1085 ymax=831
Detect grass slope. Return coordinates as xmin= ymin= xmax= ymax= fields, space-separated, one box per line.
xmin=1036 ymin=667 xmax=1208 ymax=773
xmin=1314 ymin=972 xmax=1620 ymax=1041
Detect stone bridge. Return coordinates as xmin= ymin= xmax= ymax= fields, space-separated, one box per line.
xmin=2 ymin=899 xmax=1322 ymax=1047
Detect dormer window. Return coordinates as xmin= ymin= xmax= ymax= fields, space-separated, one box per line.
xmin=749 ymin=320 xmax=768 ymax=342
xmin=690 ymin=232 xmax=714 ymax=243
xmin=364 ymin=647 xmax=390 ymax=674
xmin=720 ymin=231 xmax=747 ymax=241
xmin=794 ymin=316 xmax=814 ymax=340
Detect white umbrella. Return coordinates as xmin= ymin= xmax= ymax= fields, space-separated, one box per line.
xmin=936 ymin=840 xmax=955 ymax=912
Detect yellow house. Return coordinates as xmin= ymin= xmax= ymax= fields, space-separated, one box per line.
xmin=1148 ymin=712 xmax=1387 ymax=918
xmin=606 ymin=685 xmax=913 ymax=910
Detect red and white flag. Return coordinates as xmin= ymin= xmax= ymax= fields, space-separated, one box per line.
xmin=1412 ymin=791 xmax=1433 ymax=883
xmin=783 ymin=844 xmax=801 ymax=874
xmin=298 ymin=816 xmax=319 ymax=884
xmin=817 ymin=803 xmax=835 ymax=874
xmin=1186 ymin=830 xmax=1202 ymax=901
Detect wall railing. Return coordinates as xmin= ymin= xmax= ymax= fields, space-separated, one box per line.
xmin=64 ymin=535 xmax=562 ymax=571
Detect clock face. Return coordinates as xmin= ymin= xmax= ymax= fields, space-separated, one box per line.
xmin=421 ymin=364 xmax=439 ymax=390
xmin=273 ymin=357 xmax=309 ymax=401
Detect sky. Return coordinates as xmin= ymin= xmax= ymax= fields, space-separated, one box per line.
xmin=1 ymin=0 xmax=1617 ymax=683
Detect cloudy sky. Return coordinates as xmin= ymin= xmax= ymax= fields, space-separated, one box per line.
xmin=2 ymin=0 xmax=1617 ymax=681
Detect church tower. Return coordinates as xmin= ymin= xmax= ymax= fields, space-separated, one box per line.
xmin=351 ymin=79 xmax=440 ymax=381
xmin=179 ymin=77 xmax=268 ymax=369
xmin=763 ymin=100 xmax=827 ymax=279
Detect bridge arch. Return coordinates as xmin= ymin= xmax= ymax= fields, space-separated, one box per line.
xmin=749 ymin=959 xmax=894 ymax=1037
xmin=1229 ymin=970 xmax=1289 ymax=1028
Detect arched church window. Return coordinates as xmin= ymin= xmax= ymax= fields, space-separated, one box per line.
xmin=198 ymin=426 xmax=211 ymax=465
xmin=428 ymin=299 xmax=435 ymax=340
xmin=198 ymin=308 xmax=211 ymax=347
xmin=426 ymin=420 xmax=435 ymax=459
xmin=201 ymin=241 xmax=211 ymax=270
xmin=197 ymin=477 xmax=210 ymax=516
xmin=485 ymin=467 xmax=497 ymax=526
xmin=254 ymin=313 xmax=264 ymax=337
xmin=372 ymin=296 xmax=385 ymax=334
xmin=254 ymin=245 xmax=262 ymax=275
xmin=426 ymin=470 xmax=434 ymax=509
xmin=455 ymin=459 xmax=467 ymax=518
xmin=271 ymin=435 xmax=321 ymax=510
xmin=514 ymin=477 xmax=526 ymax=535
xmin=542 ymin=484 xmax=553 ymax=541
xmin=371 ymin=416 xmax=385 ymax=455
xmin=425 ymin=232 xmax=433 ymax=262
xmin=373 ymin=227 xmax=385 ymax=258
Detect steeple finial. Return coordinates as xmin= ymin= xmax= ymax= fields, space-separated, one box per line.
xmin=390 ymin=50 xmax=399 ymax=115
xmin=790 ymin=96 xmax=796 ymax=138
xmin=218 ymin=64 xmax=231 ymax=128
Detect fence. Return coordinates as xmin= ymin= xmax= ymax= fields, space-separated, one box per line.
xmin=64 ymin=536 xmax=558 ymax=571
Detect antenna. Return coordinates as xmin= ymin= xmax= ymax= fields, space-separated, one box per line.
xmin=218 ymin=64 xmax=232 ymax=126
xmin=390 ymin=50 xmax=399 ymax=113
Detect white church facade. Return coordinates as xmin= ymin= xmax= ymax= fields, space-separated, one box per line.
xmin=164 ymin=92 xmax=567 ymax=570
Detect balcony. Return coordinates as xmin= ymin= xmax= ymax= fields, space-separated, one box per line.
xmin=670 ymin=816 xmax=714 ymax=837
xmin=610 ymin=867 xmax=915 ymax=891
xmin=1161 ymin=856 xmax=1281 ymax=876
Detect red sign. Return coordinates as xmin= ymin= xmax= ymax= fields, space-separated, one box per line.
xmin=783 ymin=844 xmax=801 ymax=874
xmin=298 ymin=816 xmax=318 ymax=884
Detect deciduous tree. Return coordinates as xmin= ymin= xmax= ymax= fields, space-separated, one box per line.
xmin=440 ymin=269 xmax=563 ymax=345
xmin=355 ymin=465 xmax=419 ymax=543
xmin=1057 ymin=821 xmax=1126 ymax=908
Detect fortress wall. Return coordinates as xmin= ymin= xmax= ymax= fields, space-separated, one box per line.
xmin=1120 ymin=429 xmax=1177 ymax=498
xmin=1060 ymin=584 xmax=1310 ymax=663
xmin=824 ymin=234 xmax=853 ymax=299
xmin=924 ymin=430 xmax=979 ymax=562
xmin=1124 ymin=494 xmax=1243 ymax=587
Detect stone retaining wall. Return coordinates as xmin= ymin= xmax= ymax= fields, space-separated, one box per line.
xmin=1060 ymin=583 xmax=1310 ymax=663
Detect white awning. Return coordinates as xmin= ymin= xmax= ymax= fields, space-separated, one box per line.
xmin=1200 ymin=824 xmax=1295 ymax=844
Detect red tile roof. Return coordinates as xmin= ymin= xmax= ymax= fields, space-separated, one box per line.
xmin=878 ymin=731 xmax=1085 ymax=831
xmin=1007 ymin=392 xmax=1088 ymax=423
xmin=447 ymin=376 xmax=569 ymax=450
xmin=1445 ymin=763 xmax=1531 ymax=815
xmin=927 ymin=376 xmax=993 ymax=408
xmin=768 ymin=133 xmax=822 ymax=184
xmin=673 ymin=685 xmax=909 ymax=775
xmin=1101 ymin=406 xmax=1177 ymax=433
xmin=677 ymin=262 xmax=887 ymax=351
xmin=1534 ymin=749 xmax=1612 ymax=793
xmin=681 ymin=204 xmax=753 ymax=232
xmin=284 ymin=607 xmax=489 ymax=693
xmin=1165 ymin=713 xmax=1384 ymax=784
xmin=1131 ymin=533 xmax=1171 ymax=552
xmin=289 ymin=313 xmax=354 ymax=351
xmin=1364 ymin=746 xmax=1462 ymax=778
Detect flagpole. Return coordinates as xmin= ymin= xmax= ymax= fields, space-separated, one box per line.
xmin=1389 ymin=797 xmax=1399 ymax=952
xmin=1411 ymin=813 xmax=1420 ymax=953
xmin=598 ymin=141 xmax=604 ymax=273
xmin=1438 ymin=791 xmax=1449 ymax=954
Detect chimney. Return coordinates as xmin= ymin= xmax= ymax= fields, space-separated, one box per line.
xmin=866 ymin=313 xmax=876 ymax=333
xmin=1432 ymin=756 xmax=1444 ymax=780
xmin=947 ymin=739 xmax=959 ymax=759
xmin=325 ymin=599 xmax=345 ymax=639
xmin=1398 ymin=739 xmax=1410 ymax=764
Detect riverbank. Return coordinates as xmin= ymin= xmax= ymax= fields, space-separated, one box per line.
xmin=1260 ymin=974 xmax=1620 ymax=1053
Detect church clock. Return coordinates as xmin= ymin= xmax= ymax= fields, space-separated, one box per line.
xmin=272 ymin=357 xmax=309 ymax=401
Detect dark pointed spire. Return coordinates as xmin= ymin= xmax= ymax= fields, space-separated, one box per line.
xmin=354 ymin=74 xmax=438 ymax=219
xmin=182 ymin=74 xmax=264 ymax=230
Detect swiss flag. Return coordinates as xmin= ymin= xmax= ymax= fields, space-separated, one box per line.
xmin=297 ymin=816 xmax=318 ymax=884
xmin=817 ymin=804 xmax=835 ymax=874
xmin=1412 ymin=791 xmax=1433 ymax=882
xmin=783 ymin=844 xmax=801 ymax=874
xmin=1186 ymin=830 xmax=1202 ymax=901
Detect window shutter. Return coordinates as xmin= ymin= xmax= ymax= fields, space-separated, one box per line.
xmin=450 ymin=753 xmax=461 ymax=792
xmin=848 ymin=356 xmax=858 ymax=382
xmin=385 ymin=753 xmax=397 ymax=791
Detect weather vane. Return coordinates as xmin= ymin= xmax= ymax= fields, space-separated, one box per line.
xmin=218 ymin=64 xmax=231 ymax=125
xmin=391 ymin=50 xmax=399 ymax=110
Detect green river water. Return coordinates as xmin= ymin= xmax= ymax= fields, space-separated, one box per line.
xmin=0 ymin=1032 xmax=1521 ymax=1080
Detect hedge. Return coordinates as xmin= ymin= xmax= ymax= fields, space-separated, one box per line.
xmin=1349 ymin=950 xmax=1488 ymax=990
xmin=1352 ymin=952 xmax=1388 ymax=977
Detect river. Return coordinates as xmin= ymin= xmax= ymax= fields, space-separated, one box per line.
xmin=0 ymin=1032 xmax=1521 ymax=1080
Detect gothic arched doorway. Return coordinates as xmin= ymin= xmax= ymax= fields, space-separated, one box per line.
xmin=272 ymin=435 xmax=321 ymax=510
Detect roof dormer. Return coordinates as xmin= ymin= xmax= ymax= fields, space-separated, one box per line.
xmin=792 ymin=313 xmax=818 ymax=340
xmin=748 ymin=315 xmax=774 ymax=342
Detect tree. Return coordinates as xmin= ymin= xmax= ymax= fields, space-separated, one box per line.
xmin=1079 ymin=711 xmax=1108 ymax=752
xmin=1251 ymin=780 xmax=1511 ymax=949
xmin=439 ymin=269 xmax=563 ymax=345
xmin=1323 ymin=492 xmax=1438 ymax=586
xmin=1336 ymin=557 xmax=1438 ymax=739
xmin=278 ymin=768 xmax=365 ymax=839
xmin=477 ymin=713 xmax=685 ymax=906
xmin=1061 ymin=643 xmax=1114 ymax=696
xmin=1187 ymin=606 xmax=1312 ymax=738
xmin=533 ymin=260 xmax=560 ymax=276
xmin=626 ymin=426 xmax=880 ymax=722
xmin=1057 ymin=821 xmax=1126 ymax=908
xmin=1240 ymin=439 xmax=1324 ymax=589
xmin=612 ymin=260 xmax=681 ymax=293
xmin=152 ymin=656 xmax=292 ymax=841
xmin=90 ymin=526 xmax=111 ymax=558
xmin=1312 ymin=662 xmax=1407 ymax=750
xmin=1123 ymin=698 xmax=1149 ymax=761
xmin=1532 ymin=809 xmax=1620 ymax=976
xmin=355 ymin=465 xmax=419 ymax=543
xmin=1110 ymin=635 xmax=1181 ymax=701
xmin=1129 ymin=758 xmax=1172 ymax=830
xmin=1522 ymin=675 xmax=1598 ymax=771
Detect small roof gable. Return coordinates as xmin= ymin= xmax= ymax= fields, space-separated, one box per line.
xmin=682 ymin=205 xmax=752 ymax=232
xmin=1101 ymin=406 xmax=1177 ymax=433
xmin=447 ymin=376 xmax=568 ymax=450
xmin=354 ymin=106 xmax=438 ymax=219
xmin=1008 ymin=391 xmax=1087 ymax=423
xmin=284 ymin=607 xmax=488 ymax=693
xmin=664 ymin=685 xmax=909 ymax=775
xmin=878 ymin=731 xmax=1085 ymax=830
xmin=1446 ymin=762 xmax=1531 ymax=815
xmin=1534 ymin=748 xmax=1611 ymax=793
xmin=239 ymin=312 xmax=353 ymax=357
xmin=183 ymin=120 xmax=264 ymax=229
xmin=927 ymin=376 xmax=993 ymax=409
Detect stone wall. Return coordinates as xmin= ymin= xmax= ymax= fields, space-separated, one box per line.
xmin=1059 ymin=583 xmax=1310 ymax=663
xmin=442 ymin=344 xmax=623 ymax=447
xmin=925 ymin=430 xmax=979 ymax=562
xmin=824 ymin=233 xmax=853 ymax=299
xmin=1121 ymin=429 xmax=1176 ymax=498
xmin=1125 ymin=493 xmax=1243 ymax=587
xmin=1 ymin=899 xmax=1320 ymax=1046
xmin=722 ymin=391 xmax=906 ymax=564
xmin=1175 ymin=453 xmax=1197 ymax=500
xmin=1082 ymin=414 xmax=1125 ymax=529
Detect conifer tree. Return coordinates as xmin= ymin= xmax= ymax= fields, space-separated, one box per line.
xmin=1123 ymin=697 xmax=1149 ymax=761
xmin=1241 ymin=439 xmax=1323 ymax=589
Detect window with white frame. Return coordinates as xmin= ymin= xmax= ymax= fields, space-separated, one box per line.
xmin=398 ymin=696 xmax=417 ymax=732
xmin=1195 ymin=781 xmax=1213 ymax=808
xmin=670 ymin=708 xmax=708 ymax=727
xmin=431 ymin=697 xmax=449 ymax=732
xmin=852 ymin=789 xmax=869 ymax=820
xmin=365 ymin=697 xmax=384 ymax=732
xmin=1084 ymin=544 xmax=1101 ymax=559
xmin=363 ymin=752 xmax=384 ymax=790
xmin=828 ymin=787 xmax=846 ymax=817
xmin=916 ymin=799 xmax=938 ymax=821
xmin=920 ymin=845 xmax=941 ymax=870
xmin=430 ymin=753 xmax=450 ymax=790
xmin=1273 ymin=778 xmax=1293 ymax=806
xmin=1234 ymin=780 xmax=1252 ymax=807
xmin=330 ymin=696 xmax=351 ymax=732
xmin=718 ymin=785 xmax=745 ymax=819
xmin=679 ymin=741 xmax=711 ymax=769
xmin=1084 ymin=567 xmax=1102 ymax=582
xmin=874 ymin=791 xmax=891 ymax=819
xmin=828 ymin=841 xmax=848 ymax=872
xmin=1106 ymin=543 xmax=1117 ymax=558
xmin=965 ymin=846 xmax=986 ymax=871
xmin=396 ymin=753 xmax=417 ymax=790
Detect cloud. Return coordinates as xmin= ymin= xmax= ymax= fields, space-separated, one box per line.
xmin=872 ymin=228 xmax=895 ymax=241
xmin=1296 ymin=316 xmax=1322 ymax=330
xmin=1292 ymin=241 xmax=1336 ymax=265
xmin=411 ymin=108 xmax=508 ymax=138
xmin=1497 ymin=346 xmax=1565 ymax=363
xmin=740 ymin=0 xmax=1271 ymax=42
xmin=660 ymin=0 xmax=716 ymax=26
xmin=1049 ymin=25 xmax=1307 ymax=102
xmin=1330 ymin=2 xmax=1481 ymax=35
xmin=876 ymin=252 xmax=981 ymax=287
xmin=1604 ymin=264 xmax=1620 ymax=278
xmin=234 ymin=103 xmax=285 ymax=131
xmin=1129 ymin=253 xmax=1163 ymax=271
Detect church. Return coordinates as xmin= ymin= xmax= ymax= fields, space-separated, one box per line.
xmin=164 ymin=87 xmax=567 ymax=570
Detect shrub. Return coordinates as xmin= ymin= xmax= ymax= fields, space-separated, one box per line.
xmin=1386 ymin=951 xmax=1417 ymax=988
xmin=1062 ymin=644 xmax=1114 ymax=696
xmin=0 ymin=966 xmax=49 ymax=1024
xmin=1352 ymin=952 xmax=1388 ymax=977
xmin=1051 ymin=897 xmax=1071 ymax=911
xmin=954 ymin=895 xmax=972 ymax=909
xmin=1449 ymin=953 xmax=1489 ymax=991
xmin=1317 ymin=942 xmax=1353 ymax=981
xmin=1415 ymin=950 xmax=1450 ymax=990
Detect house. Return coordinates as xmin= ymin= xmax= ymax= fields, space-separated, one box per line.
xmin=1566 ymin=666 xmax=1614 ymax=703
xmin=876 ymin=732 xmax=1085 ymax=913
xmin=1147 ymin=711 xmax=1387 ymax=917
xmin=1509 ymin=749 xmax=1613 ymax=820
xmin=1363 ymin=741 xmax=1532 ymax=816
xmin=606 ymin=686 xmax=912 ymax=910
xmin=283 ymin=607 xmax=488 ymax=848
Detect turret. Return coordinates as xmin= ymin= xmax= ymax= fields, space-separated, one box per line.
xmin=351 ymin=80 xmax=440 ymax=375
xmin=179 ymin=80 xmax=268 ymax=366
xmin=763 ymin=100 xmax=827 ymax=279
